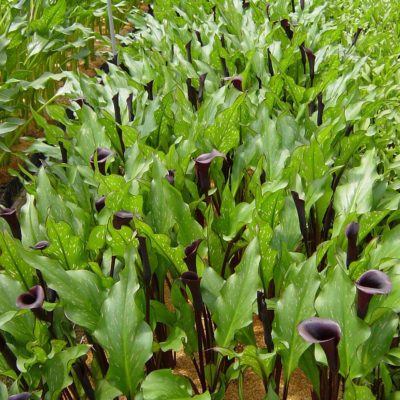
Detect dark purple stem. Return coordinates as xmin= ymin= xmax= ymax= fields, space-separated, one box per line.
xmin=112 ymin=93 xmax=125 ymax=156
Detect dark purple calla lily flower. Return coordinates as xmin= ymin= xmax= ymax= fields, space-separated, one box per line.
xmin=90 ymin=148 xmax=113 ymax=175
xmin=267 ymin=48 xmax=274 ymax=76
xmin=198 ymin=73 xmax=207 ymax=104
xmin=95 ymin=196 xmax=106 ymax=213
xmin=291 ymin=191 xmax=309 ymax=255
xmin=356 ymin=270 xmax=392 ymax=319
xmin=187 ymin=78 xmax=198 ymax=109
xmin=127 ymin=93 xmax=134 ymax=122
xmin=8 ymin=393 xmax=31 ymax=400
xmin=186 ymin=40 xmax=192 ymax=64
xmin=195 ymin=31 xmax=203 ymax=46
xmin=195 ymin=208 xmax=205 ymax=227
xmin=145 ymin=81 xmax=154 ymax=100
xmin=184 ymin=239 xmax=202 ymax=273
xmin=0 ymin=208 xmax=21 ymax=240
xmin=304 ymin=47 xmax=316 ymax=85
xmin=16 ymin=285 xmax=50 ymax=321
xmin=352 ymin=28 xmax=363 ymax=47
xmin=345 ymin=222 xmax=359 ymax=267
xmin=65 ymin=108 xmax=76 ymax=120
xmin=298 ymin=317 xmax=341 ymax=372
xmin=65 ymin=98 xmax=92 ymax=120
xmin=223 ymin=76 xmax=243 ymax=91
xmin=220 ymin=34 xmax=226 ymax=49
xmin=220 ymin=57 xmax=230 ymax=78
xmin=232 ymin=76 xmax=243 ymax=91
xmin=30 ymin=240 xmax=49 ymax=251
xmin=309 ymin=100 xmax=316 ymax=115
xmin=281 ymin=19 xmax=294 ymax=40
xmin=165 ymin=170 xmax=175 ymax=185
xmin=59 ymin=141 xmax=68 ymax=163
xmin=16 ymin=285 xmax=45 ymax=310
xmin=181 ymin=271 xmax=203 ymax=312
xmin=195 ymin=149 xmax=226 ymax=195
xmin=112 ymin=210 xmax=134 ymax=230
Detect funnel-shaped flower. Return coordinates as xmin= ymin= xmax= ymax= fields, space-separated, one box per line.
xmin=223 ymin=76 xmax=243 ymax=91
xmin=59 ymin=141 xmax=68 ymax=163
xmin=181 ymin=271 xmax=203 ymax=312
xmin=298 ymin=317 xmax=341 ymax=372
xmin=281 ymin=19 xmax=294 ymax=40
xmin=16 ymin=285 xmax=44 ymax=310
xmin=351 ymin=28 xmax=363 ymax=46
xmin=356 ymin=270 xmax=392 ymax=319
xmin=90 ymin=148 xmax=113 ymax=175
xmin=198 ymin=73 xmax=207 ymax=104
xmin=345 ymin=222 xmax=359 ymax=267
xmin=186 ymin=78 xmax=198 ymax=109
xmin=220 ymin=57 xmax=230 ymax=78
xmin=309 ymin=100 xmax=316 ymax=115
xmin=291 ymin=191 xmax=308 ymax=254
xmin=195 ymin=31 xmax=203 ymax=46
xmin=145 ymin=81 xmax=154 ymax=100
xmin=184 ymin=239 xmax=202 ymax=273
xmin=195 ymin=150 xmax=226 ymax=195
xmin=112 ymin=210 xmax=134 ymax=230
xmin=185 ymin=40 xmax=192 ymax=64
xmin=195 ymin=208 xmax=205 ymax=227
xmin=95 ymin=196 xmax=106 ymax=213
xmin=16 ymin=285 xmax=51 ymax=321
xmin=0 ymin=208 xmax=21 ymax=240
xmin=138 ymin=236 xmax=151 ymax=285
xmin=304 ymin=47 xmax=316 ymax=85
xmin=257 ymin=291 xmax=274 ymax=352
xmin=127 ymin=93 xmax=134 ymax=122
xmin=165 ymin=170 xmax=175 ymax=185
xmin=30 ymin=241 xmax=49 ymax=251
xmin=65 ymin=108 xmax=76 ymax=120
xmin=8 ymin=394 xmax=31 ymax=400
xmin=267 ymin=48 xmax=274 ymax=76
xmin=232 ymin=76 xmax=243 ymax=91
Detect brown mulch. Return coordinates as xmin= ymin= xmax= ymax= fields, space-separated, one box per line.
xmin=167 ymin=273 xmax=313 ymax=399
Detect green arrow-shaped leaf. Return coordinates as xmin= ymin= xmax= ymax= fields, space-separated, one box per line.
xmin=94 ymin=248 xmax=153 ymax=397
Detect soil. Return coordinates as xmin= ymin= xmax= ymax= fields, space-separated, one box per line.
xmin=174 ymin=319 xmax=313 ymax=399
xmin=165 ymin=280 xmax=313 ymax=399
